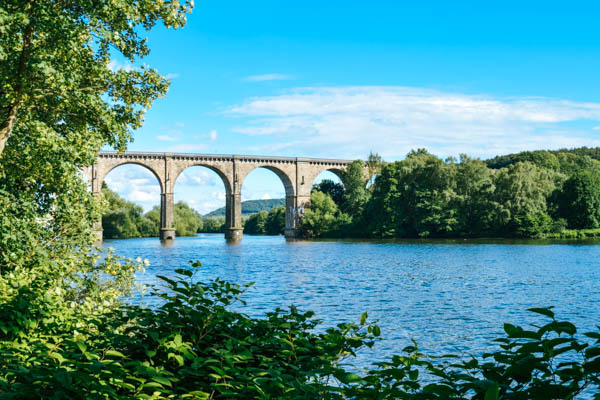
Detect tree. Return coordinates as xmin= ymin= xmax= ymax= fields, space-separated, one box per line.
xmin=365 ymin=150 xmax=458 ymax=238
xmin=265 ymin=206 xmax=286 ymax=235
xmin=492 ymin=161 xmax=562 ymax=235
xmin=200 ymin=217 xmax=226 ymax=233
xmin=312 ymin=179 xmax=345 ymax=206
xmin=454 ymin=155 xmax=497 ymax=236
xmin=143 ymin=202 xmax=203 ymax=236
xmin=173 ymin=202 xmax=203 ymax=236
xmin=302 ymin=191 xmax=350 ymax=237
xmin=101 ymin=185 xmax=156 ymax=238
xmin=244 ymin=211 xmax=268 ymax=234
xmin=0 ymin=1 xmax=192 ymax=156
xmin=341 ymin=159 xmax=369 ymax=220
xmin=556 ymin=169 xmax=600 ymax=229
xmin=366 ymin=151 xmax=383 ymax=186
xmin=0 ymin=2 xmax=191 ymax=378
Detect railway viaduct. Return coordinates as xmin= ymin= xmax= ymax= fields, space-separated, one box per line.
xmin=87 ymin=152 xmax=357 ymax=241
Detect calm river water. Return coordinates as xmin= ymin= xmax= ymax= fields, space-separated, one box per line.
xmin=105 ymin=234 xmax=600 ymax=365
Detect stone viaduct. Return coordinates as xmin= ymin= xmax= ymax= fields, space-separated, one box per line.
xmin=87 ymin=152 xmax=356 ymax=242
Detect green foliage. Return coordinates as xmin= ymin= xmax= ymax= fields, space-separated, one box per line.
xmin=174 ymin=201 xmax=203 ymax=236
xmin=454 ymin=155 xmax=497 ymax=235
xmin=366 ymin=151 xmax=384 ymax=184
xmin=199 ymin=217 xmax=226 ymax=233
xmin=244 ymin=211 xmax=268 ymax=234
xmin=485 ymin=147 xmax=600 ymax=175
xmin=243 ymin=207 xmax=286 ymax=235
xmin=265 ymin=206 xmax=286 ymax=235
xmin=0 ymin=0 xmax=192 ymax=155
xmin=307 ymin=150 xmax=593 ymax=239
xmin=101 ymin=185 xmax=157 ymax=238
xmin=2 ymin=265 xmax=600 ymax=399
xmin=0 ymin=0 xmax=192 ymax=360
xmin=301 ymin=191 xmax=351 ymax=237
xmin=204 ymin=198 xmax=285 ymax=218
xmin=492 ymin=162 xmax=562 ymax=236
xmin=341 ymin=159 xmax=370 ymax=221
xmin=556 ymin=169 xmax=600 ymax=229
xmin=365 ymin=149 xmax=458 ymax=238
xmin=102 ymin=188 xmax=202 ymax=238
xmin=312 ymin=179 xmax=345 ymax=206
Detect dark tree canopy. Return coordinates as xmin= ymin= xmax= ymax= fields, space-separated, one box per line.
xmin=557 ymin=170 xmax=600 ymax=229
xmin=312 ymin=179 xmax=345 ymax=206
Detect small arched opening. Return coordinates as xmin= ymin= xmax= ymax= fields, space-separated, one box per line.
xmin=101 ymin=163 xmax=162 ymax=239
xmin=173 ymin=165 xmax=231 ymax=237
xmin=240 ymin=167 xmax=293 ymax=235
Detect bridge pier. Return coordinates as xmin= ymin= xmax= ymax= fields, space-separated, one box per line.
xmin=160 ymin=191 xmax=175 ymax=241
xmin=225 ymin=191 xmax=243 ymax=241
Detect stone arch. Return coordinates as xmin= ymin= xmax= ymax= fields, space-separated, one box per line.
xmin=239 ymin=165 xmax=295 ymax=198
xmin=303 ymin=167 xmax=346 ymax=194
xmin=173 ymin=164 xmax=233 ymax=196
xmin=238 ymin=164 xmax=296 ymax=233
xmin=97 ymin=161 xmax=164 ymax=193
xmin=310 ymin=168 xmax=345 ymax=186
xmin=94 ymin=161 xmax=164 ymax=241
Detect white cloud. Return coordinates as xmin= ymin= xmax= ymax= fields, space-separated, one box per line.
xmin=594 ymin=126 xmax=600 ymax=131
xmin=261 ymin=193 xmax=272 ymax=200
xmin=175 ymin=122 xmax=185 ymax=128
xmin=209 ymin=129 xmax=218 ymax=141
xmin=165 ymin=73 xmax=180 ymax=79
xmin=243 ymin=73 xmax=293 ymax=82
xmin=129 ymin=190 xmax=155 ymax=202
xmin=156 ymin=135 xmax=179 ymax=142
xmin=104 ymin=165 xmax=161 ymax=212
xmin=108 ymin=59 xmax=135 ymax=72
xmin=228 ymin=86 xmax=600 ymax=159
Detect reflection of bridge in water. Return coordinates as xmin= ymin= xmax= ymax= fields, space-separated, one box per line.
xmin=87 ymin=152 xmax=356 ymax=242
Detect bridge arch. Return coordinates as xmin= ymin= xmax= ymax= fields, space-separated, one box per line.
xmin=98 ymin=161 xmax=164 ymax=193
xmin=238 ymin=164 xmax=296 ymax=234
xmin=302 ymin=167 xmax=346 ymax=195
xmin=173 ymin=164 xmax=233 ymax=195
xmin=238 ymin=165 xmax=295 ymax=198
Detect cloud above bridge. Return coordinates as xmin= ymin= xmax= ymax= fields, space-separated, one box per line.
xmin=228 ymin=86 xmax=600 ymax=159
xmin=243 ymin=73 xmax=294 ymax=82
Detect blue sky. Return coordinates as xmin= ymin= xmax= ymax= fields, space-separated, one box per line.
xmin=105 ymin=1 xmax=600 ymax=214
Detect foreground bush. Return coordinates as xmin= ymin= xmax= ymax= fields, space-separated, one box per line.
xmin=2 ymin=262 xmax=600 ymax=399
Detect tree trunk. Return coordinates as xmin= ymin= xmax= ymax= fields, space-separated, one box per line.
xmin=0 ymin=105 xmax=19 ymax=156
xmin=0 ymin=22 xmax=33 ymax=158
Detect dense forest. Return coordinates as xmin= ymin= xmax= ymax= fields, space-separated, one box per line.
xmin=301 ymin=147 xmax=600 ymax=239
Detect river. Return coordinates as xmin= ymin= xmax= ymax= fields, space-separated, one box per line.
xmin=105 ymin=234 xmax=600 ymax=366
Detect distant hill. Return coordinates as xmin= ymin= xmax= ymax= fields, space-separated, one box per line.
xmin=204 ymin=198 xmax=285 ymax=218
xmin=485 ymin=146 xmax=600 ymax=174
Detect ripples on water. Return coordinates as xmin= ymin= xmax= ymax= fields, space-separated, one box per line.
xmin=105 ymin=234 xmax=600 ymax=365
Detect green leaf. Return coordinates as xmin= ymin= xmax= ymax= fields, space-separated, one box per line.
xmin=360 ymin=312 xmax=368 ymax=325
xmin=528 ymin=307 xmax=555 ymax=318
xmin=485 ymin=383 xmax=499 ymax=400
xmin=105 ymin=349 xmax=126 ymax=358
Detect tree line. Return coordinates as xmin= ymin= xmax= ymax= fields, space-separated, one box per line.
xmin=101 ymin=184 xmax=286 ymax=238
xmin=302 ymin=149 xmax=600 ymax=238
